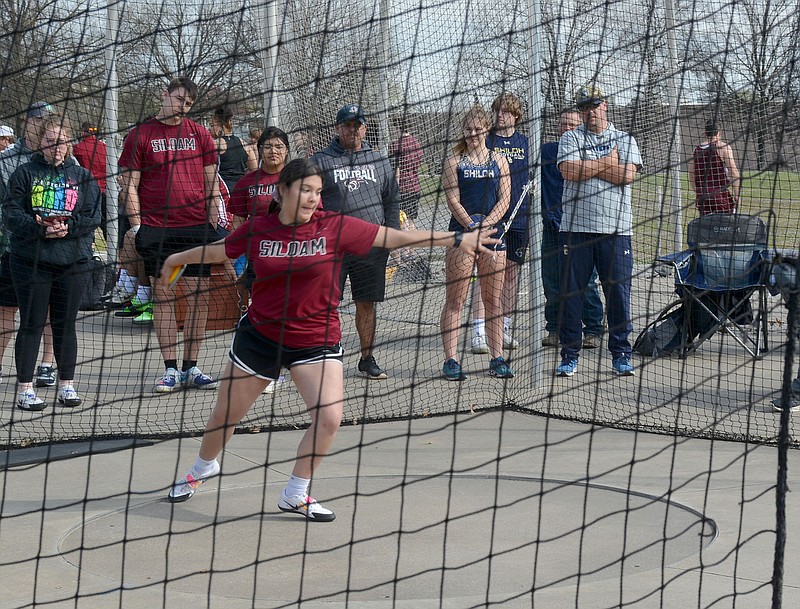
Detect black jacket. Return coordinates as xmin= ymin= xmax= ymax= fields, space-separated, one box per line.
xmin=4 ymin=153 xmax=101 ymax=265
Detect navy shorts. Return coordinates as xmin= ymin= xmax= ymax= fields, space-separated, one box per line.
xmin=229 ymin=314 xmax=344 ymax=380
xmin=505 ymin=227 xmax=529 ymax=265
xmin=340 ymin=249 xmax=389 ymax=302
xmin=0 ymin=252 xmax=17 ymax=307
xmin=136 ymin=224 xmax=225 ymax=279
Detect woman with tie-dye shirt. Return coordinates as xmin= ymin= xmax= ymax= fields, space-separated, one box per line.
xmin=4 ymin=115 xmax=101 ymax=411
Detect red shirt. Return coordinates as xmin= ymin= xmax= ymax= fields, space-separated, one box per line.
xmin=228 ymin=168 xmax=280 ymax=218
xmin=72 ymin=135 xmax=107 ymax=192
xmin=119 ymin=118 xmax=217 ymax=227
xmin=389 ymin=133 xmax=423 ymax=194
xmin=224 ymin=211 xmax=379 ymax=347
xmin=693 ymin=142 xmax=735 ymax=215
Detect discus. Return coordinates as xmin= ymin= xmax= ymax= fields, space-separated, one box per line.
xmin=168 ymin=265 xmax=187 ymax=286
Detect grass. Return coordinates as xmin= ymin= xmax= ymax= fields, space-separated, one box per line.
xmin=417 ymin=170 xmax=800 ymax=265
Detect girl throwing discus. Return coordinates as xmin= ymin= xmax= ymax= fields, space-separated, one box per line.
xmin=165 ymin=158 xmax=499 ymax=521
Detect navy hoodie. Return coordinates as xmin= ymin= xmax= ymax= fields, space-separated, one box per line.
xmin=4 ymin=153 xmax=101 ymax=265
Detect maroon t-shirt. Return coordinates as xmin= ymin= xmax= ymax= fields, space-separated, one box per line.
xmin=693 ymin=142 xmax=735 ymax=215
xmin=389 ymin=133 xmax=423 ymax=194
xmin=228 ymin=168 xmax=280 ymax=218
xmin=72 ymin=135 xmax=107 ymax=192
xmin=119 ymin=118 xmax=217 ymax=227
xmin=224 ymin=211 xmax=379 ymax=347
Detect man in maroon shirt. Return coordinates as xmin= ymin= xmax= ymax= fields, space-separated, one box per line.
xmin=119 ymin=76 xmax=221 ymax=393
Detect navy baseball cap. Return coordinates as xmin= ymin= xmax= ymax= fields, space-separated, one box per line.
xmin=336 ymin=104 xmax=366 ymax=125
xmin=26 ymin=101 xmax=54 ymax=119
xmin=574 ymin=84 xmax=605 ymax=110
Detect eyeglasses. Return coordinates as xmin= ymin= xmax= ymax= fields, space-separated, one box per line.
xmin=261 ymin=144 xmax=287 ymax=152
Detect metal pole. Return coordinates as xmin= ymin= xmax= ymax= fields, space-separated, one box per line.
xmin=104 ymin=0 xmax=120 ymax=264
xmin=663 ymin=0 xmax=683 ymax=252
xmin=377 ymin=0 xmax=391 ymax=153
xmin=526 ymin=0 xmax=544 ymax=388
xmin=260 ymin=0 xmax=281 ymax=126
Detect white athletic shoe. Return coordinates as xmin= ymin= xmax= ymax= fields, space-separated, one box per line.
xmin=278 ymin=490 xmax=336 ymax=522
xmin=168 ymin=460 xmax=221 ymax=503
xmin=471 ymin=334 xmax=489 ymax=354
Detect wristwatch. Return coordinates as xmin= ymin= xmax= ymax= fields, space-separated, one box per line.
xmin=453 ymin=231 xmax=464 ymax=248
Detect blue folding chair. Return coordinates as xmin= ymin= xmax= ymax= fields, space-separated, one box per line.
xmin=644 ymin=213 xmax=771 ymax=358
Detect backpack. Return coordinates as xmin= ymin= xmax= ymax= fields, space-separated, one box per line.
xmin=79 ymin=256 xmax=116 ymax=311
xmin=634 ymin=306 xmax=687 ymax=357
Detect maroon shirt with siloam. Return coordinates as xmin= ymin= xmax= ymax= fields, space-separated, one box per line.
xmin=224 ymin=210 xmax=379 ymax=348
xmin=119 ymin=117 xmax=217 ymax=228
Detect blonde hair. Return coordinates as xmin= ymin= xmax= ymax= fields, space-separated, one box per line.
xmin=36 ymin=114 xmax=72 ymax=143
xmin=453 ymin=105 xmax=490 ymax=156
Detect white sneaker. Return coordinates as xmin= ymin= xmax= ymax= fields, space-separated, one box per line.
xmin=278 ymin=490 xmax=336 ymax=522
xmin=503 ymin=333 xmax=519 ymax=350
xmin=471 ymin=334 xmax=489 ymax=354
xmin=103 ymin=285 xmax=136 ymax=308
xmin=17 ymin=388 xmax=45 ymax=411
xmin=57 ymin=385 xmax=82 ymax=407
xmin=263 ymin=374 xmax=286 ymax=394
xmin=168 ymin=460 xmax=221 ymax=503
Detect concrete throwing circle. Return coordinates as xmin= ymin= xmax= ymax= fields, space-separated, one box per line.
xmin=60 ymin=474 xmax=715 ymax=605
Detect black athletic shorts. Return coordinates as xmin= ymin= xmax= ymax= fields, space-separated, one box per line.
xmin=505 ymin=227 xmax=529 ymax=265
xmin=0 ymin=252 xmax=17 ymax=307
xmin=135 ymin=223 xmax=224 ymax=279
xmin=229 ymin=314 xmax=344 ymax=380
xmin=339 ymin=249 xmax=389 ymax=303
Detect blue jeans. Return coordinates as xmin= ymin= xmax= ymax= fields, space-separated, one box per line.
xmin=541 ymin=226 xmax=604 ymax=335
xmin=558 ymin=232 xmax=633 ymax=359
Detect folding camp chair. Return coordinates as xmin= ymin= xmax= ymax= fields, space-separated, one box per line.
xmin=642 ymin=213 xmax=771 ymax=358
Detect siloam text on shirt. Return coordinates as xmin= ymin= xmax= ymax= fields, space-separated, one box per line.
xmin=332 ymin=164 xmax=378 ymax=191
xmin=31 ymin=175 xmax=80 ymax=217
xmin=259 ymin=237 xmax=326 ymax=257
xmin=150 ymin=137 xmax=198 ymax=153
xmin=249 ymin=183 xmax=275 ymax=198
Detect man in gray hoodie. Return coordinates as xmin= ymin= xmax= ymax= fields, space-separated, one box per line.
xmin=311 ymin=104 xmax=400 ymax=379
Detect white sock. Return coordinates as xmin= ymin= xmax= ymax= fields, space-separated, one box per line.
xmin=118 ymin=269 xmax=138 ymax=293
xmin=136 ymin=285 xmax=151 ymax=304
xmin=504 ymin=316 xmax=512 ymax=334
xmin=284 ymin=474 xmax=310 ymax=498
xmin=191 ymin=456 xmax=218 ymax=477
xmin=473 ymin=319 xmax=485 ymax=337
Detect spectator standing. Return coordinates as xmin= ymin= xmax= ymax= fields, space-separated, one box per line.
xmin=165 ymin=158 xmax=499 ymax=517
xmin=72 ymin=122 xmax=108 ymax=238
xmin=556 ymin=84 xmax=641 ymax=378
xmin=0 ymin=102 xmax=57 ymax=387
xmin=440 ymin=105 xmax=513 ymax=381
xmin=311 ymin=104 xmax=400 ymax=380
xmin=389 ymin=119 xmax=423 ymax=231
xmin=119 ymin=76 xmax=221 ymax=393
xmin=540 ymin=109 xmax=605 ymax=349
xmin=210 ymin=105 xmax=258 ymax=195
xmin=5 ymin=115 xmax=101 ymax=410
xmin=689 ymin=120 xmax=740 ymax=216
xmin=0 ymin=126 xmax=15 ymax=152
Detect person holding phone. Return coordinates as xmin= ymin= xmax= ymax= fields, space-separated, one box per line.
xmin=4 ymin=115 xmax=101 ymax=410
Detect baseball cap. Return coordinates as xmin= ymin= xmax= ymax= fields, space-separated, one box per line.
xmin=574 ymin=84 xmax=605 ymax=109
xmin=26 ymin=101 xmax=54 ymax=119
xmin=0 ymin=125 xmax=13 ymax=137
xmin=335 ymin=104 xmax=366 ymax=125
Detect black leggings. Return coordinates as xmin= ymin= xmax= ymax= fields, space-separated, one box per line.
xmin=10 ymin=255 xmax=86 ymax=383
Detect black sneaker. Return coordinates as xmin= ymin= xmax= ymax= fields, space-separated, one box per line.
xmin=358 ymin=355 xmax=388 ymax=380
xmin=35 ymin=365 xmax=56 ymax=388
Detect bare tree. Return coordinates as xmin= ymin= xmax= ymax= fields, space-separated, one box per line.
xmin=691 ymin=0 xmax=798 ymax=169
xmin=0 ymin=0 xmax=103 ymax=128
